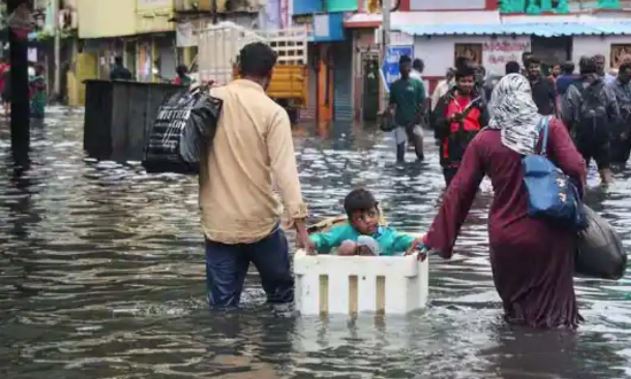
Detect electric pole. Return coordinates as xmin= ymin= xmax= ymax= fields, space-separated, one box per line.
xmin=382 ymin=0 xmax=391 ymax=54
xmin=211 ymin=0 xmax=218 ymax=24
xmin=7 ymin=0 xmax=31 ymax=163
xmin=381 ymin=0 xmax=391 ymax=106
xmin=52 ymin=0 xmax=61 ymax=100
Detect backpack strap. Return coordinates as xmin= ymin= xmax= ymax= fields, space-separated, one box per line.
xmin=539 ymin=116 xmax=552 ymax=156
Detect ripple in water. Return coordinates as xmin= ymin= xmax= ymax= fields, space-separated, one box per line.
xmin=0 ymin=111 xmax=630 ymax=378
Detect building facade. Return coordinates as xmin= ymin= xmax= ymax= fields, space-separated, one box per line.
xmin=343 ymin=0 xmax=631 ymax=118
xmin=77 ymin=0 xmax=177 ymax=83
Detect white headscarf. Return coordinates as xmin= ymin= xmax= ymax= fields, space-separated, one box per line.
xmin=487 ymin=74 xmax=543 ymax=155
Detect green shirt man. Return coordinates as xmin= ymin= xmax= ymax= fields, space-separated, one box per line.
xmin=389 ymin=77 xmax=425 ymax=126
xmin=388 ymin=55 xmax=426 ymax=162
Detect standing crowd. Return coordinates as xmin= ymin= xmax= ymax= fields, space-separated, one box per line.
xmin=386 ymin=51 xmax=631 ymax=185
xmin=0 ymin=57 xmax=47 ymax=119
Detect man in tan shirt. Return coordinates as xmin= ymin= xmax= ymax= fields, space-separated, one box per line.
xmin=200 ymin=42 xmax=309 ymax=307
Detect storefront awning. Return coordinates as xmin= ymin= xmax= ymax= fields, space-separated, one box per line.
xmin=398 ymin=22 xmax=631 ymax=37
xmin=344 ymin=10 xmax=501 ymax=29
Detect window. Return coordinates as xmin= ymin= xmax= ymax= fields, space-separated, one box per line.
xmin=455 ymin=43 xmax=482 ymax=66
xmin=611 ymin=44 xmax=631 ymax=68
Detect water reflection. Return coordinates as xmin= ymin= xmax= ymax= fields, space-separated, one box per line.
xmin=0 ymin=108 xmax=630 ymax=378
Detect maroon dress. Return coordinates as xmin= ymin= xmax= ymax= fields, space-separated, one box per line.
xmin=426 ymin=119 xmax=587 ymax=329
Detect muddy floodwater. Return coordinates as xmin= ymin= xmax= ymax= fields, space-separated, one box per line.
xmin=1 ymin=107 xmax=631 ymax=378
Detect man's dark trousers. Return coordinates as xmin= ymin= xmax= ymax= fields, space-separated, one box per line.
xmin=205 ymin=228 xmax=294 ymax=307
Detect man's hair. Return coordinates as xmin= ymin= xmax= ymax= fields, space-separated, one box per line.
xmin=619 ymin=62 xmax=631 ymax=74
xmin=399 ymin=55 xmax=412 ymax=66
xmin=115 ymin=56 xmax=123 ymax=65
xmin=455 ymin=56 xmax=470 ymax=71
xmin=526 ymin=56 xmax=541 ymax=66
xmin=561 ymin=61 xmax=575 ymax=74
xmin=344 ymin=188 xmax=378 ymax=219
xmin=176 ymin=64 xmax=188 ymax=76
xmin=505 ymin=61 xmax=521 ymax=74
xmin=593 ymin=54 xmax=606 ymax=61
xmin=239 ymin=42 xmax=277 ymax=77
xmin=455 ymin=65 xmax=476 ymax=80
xmin=579 ymin=56 xmax=597 ymax=75
xmin=413 ymin=58 xmax=424 ymax=72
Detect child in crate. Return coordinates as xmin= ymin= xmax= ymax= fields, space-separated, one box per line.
xmin=307 ymin=188 xmax=422 ymax=256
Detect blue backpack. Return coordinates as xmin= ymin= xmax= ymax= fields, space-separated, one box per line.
xmin=522 ymin=117 xmax=586 ymax=230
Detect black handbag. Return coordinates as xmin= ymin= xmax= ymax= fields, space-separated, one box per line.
xmin=379 ymin=111 xmax=396 ymax=132
xmin=143 ymin=86 xmax=222 ymax=175
xmin=575 ymin=205 xmax=627 ymax=280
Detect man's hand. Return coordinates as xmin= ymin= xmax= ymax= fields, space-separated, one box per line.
xmin=294 ymin=219 xmax=313 ymax=253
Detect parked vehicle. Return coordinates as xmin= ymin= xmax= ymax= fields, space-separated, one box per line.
xmin=197 ymin=22 xmax=308 ymax=120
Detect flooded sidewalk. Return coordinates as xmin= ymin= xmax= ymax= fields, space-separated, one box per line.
xmin=1 ymin=107 xmax=631 ymax=378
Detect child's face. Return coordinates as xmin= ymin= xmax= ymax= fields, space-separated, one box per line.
xmin=350 ymin=207 xmax=379 ymax=235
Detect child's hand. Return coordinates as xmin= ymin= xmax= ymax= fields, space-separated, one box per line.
xmin=304 ymin=240 xmax=317 ymax=255
xmin=405 ymin=237 xmax=425 ymax=254
xmin=357 ymin=246 xmax=377 ymax=256
xmin=338 ymin=241 xmax=358 ymax=256
xmin=406 ymin=237 xmax=430 ymax=261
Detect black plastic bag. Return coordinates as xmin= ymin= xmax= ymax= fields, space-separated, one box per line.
xmin=143 ymin=86 xmax=222 ymax=174
xmin=575 ymin=205 xmax=627 ymax=280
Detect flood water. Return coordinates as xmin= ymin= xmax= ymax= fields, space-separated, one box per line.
xmin=1 ymin=107 xmax=631 ymax=379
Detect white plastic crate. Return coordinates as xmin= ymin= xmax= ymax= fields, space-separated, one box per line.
xmin=294 ymin=250 xmax=429 ymax=315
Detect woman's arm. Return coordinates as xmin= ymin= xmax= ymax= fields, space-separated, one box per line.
xmin=424 ymin=135 xmax=486 ymax=258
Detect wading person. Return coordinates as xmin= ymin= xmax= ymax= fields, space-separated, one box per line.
xmin=521 ymin=51 xmax=533 ymax=76
xmin=0 ymin=58 xmax=10 ymax=116
xmin=505 ymin=61 xmax=520 ymax=75
xmin=423 ymin=74 xmax=587 ymax=329
xmin=556 ymin=61 xmax=577 ymax=97
xmin=433 ymin=65 xmax=488 ymax=186
xmin=594 ymin=54 xmax=616 ymax=86
xmin=388 ymin=55 xmax=425 ymax=162
xmin=110 ymin=56 xmax=133 ymax=81
xmin=608 ymin=62 xmax=631 ymax=166
xmin=549 ymin=63 xmax=561 ymax=82
xmin=410 ymin=58 xmax=425 ymax=86
xmin=527 ymin=57 xmax=557 ymax=116
xmin=431 ymin=68 xmax=455 ymax=112
xmin=563 ymin=57 xmax=619 ymax=184
xmin=29 ymin=64 xmax=46 ymax=119
xmin=173 ymin=64 xmax=192 ymax=87
xmin=201 ymin=42 xmax=310 ymax=308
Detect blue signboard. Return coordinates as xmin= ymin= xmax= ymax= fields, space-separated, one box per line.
xmin=382 ymin=45 xmax=414 ymax=91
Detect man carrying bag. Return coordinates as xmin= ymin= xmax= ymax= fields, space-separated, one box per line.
xmin=200 ymin=42 xmax=310 ymax=308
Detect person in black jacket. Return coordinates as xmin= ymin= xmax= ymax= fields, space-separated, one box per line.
xmin=110 ymin=56 xmax=133 ymax=81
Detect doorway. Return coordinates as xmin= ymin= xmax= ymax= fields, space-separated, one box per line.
xmin=531 ymin=36 xmax=572 ymax=66
xmin=361 ymin=53 xmax=379 ymax=122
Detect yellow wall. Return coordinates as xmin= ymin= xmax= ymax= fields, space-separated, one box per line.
xmin=67 ymin=52 xmax=98 ymax=107
xmin=136 ymin=0 xmax=175 ymax=34
xmin=78 ymin=0 xmax=136 ymax=38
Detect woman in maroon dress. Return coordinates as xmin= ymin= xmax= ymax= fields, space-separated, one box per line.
xmin=423 ymin=74 xmax=587 ymax=329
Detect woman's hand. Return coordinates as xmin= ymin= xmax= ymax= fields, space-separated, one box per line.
xmin=406 ymin=236 xmax=430 ymax=261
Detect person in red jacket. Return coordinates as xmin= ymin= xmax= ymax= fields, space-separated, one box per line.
xmin=432 ymin=65 xmax=489 ymax=185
